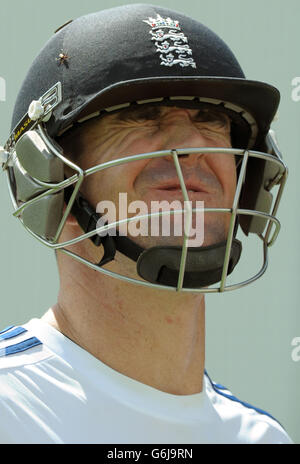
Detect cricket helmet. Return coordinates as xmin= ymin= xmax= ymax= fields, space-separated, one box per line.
xmin=0 ymin=4 xmax=287 ymax=292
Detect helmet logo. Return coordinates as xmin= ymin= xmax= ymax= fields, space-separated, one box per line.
xmin=143 ymin=14 xmax=196 ymax=69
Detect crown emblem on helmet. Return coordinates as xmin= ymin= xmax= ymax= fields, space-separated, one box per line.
xmin=143 ymin=13 xmax=196 ymax=69
xmin=143 ymin=14 xmax=180 ymax=30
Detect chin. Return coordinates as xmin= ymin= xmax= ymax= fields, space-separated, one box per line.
xmin=128 ymin=230 xmax=227 ymax=250
xmin=126 ymin=214 xmax=228 ymax=249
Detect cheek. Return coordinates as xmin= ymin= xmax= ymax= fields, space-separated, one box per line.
xmin=82 ymin=133 xmax=162 ymax=204
xmin=208 ymin=154 xmax=237 ymax=202
xmin=80 ymin=159 xmax=148 ymax=213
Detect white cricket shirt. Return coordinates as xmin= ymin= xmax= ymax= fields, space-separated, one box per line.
xmin=0 ymin=318 xmax=293 ymax=444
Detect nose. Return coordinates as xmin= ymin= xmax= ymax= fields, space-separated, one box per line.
xmin=158 ymin=109 xmax=210 ymax=162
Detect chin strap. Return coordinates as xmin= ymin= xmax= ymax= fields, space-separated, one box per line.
xmin=66 ymin=189 xmax=242 ymax=288
xmin=136 ymin=241 xmax=242 ymax=288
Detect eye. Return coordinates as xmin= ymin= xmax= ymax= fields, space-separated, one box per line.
xmin=118 ymin=106 xmax=161 ymax=122
xmin=194 ymin=109 xmax=231 ymax=129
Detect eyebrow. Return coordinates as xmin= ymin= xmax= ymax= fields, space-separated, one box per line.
xmin=114 ymin=104 xmax=231 ymax=127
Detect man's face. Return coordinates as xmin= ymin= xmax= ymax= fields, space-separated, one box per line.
xmin=63 ymin=105 xmax=237 ymax=249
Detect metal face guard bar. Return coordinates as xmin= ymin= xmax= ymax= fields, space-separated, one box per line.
xmin=5 ymin=124 xmax=287 ymax=293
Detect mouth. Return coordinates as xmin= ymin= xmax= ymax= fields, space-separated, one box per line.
xmin=160 ymin=187 xmax=203 ymax=193
xmin=152 ymin=181 xmax=208 ymax=194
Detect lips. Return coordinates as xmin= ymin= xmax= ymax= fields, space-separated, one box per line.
xmin=152 ymin=180 xmax=208 ymax=194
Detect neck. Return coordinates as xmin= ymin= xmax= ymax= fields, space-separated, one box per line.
xmin=42 ymin=250 xmax=206 ymax=396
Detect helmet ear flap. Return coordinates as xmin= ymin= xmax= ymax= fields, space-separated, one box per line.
xmin=239 ymin=157 xmax=273 ymax=235
xmin=11 ymin=130 xmax=64 ymax=240
xmin=239 ymin=132 xmax=285 ymax=236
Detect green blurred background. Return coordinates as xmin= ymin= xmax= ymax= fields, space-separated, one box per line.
xmin=0 ymin=0 xmax=299 ymax=443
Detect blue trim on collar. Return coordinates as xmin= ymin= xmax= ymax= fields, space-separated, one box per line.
xmin=204 ymin=369 xmax=283 ymax=427
xmin=0 ymin=337 xmax=42 ymax=357
xmin=0 ymin=327 xmax=27 ymax=340
xmin=0 ymin=325 xmax=15 ymax=335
